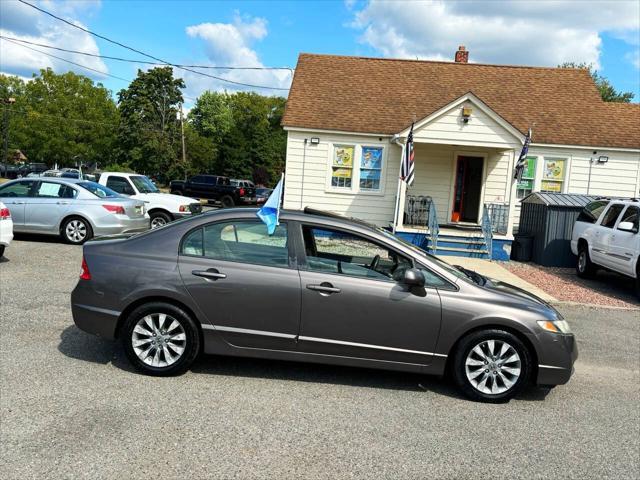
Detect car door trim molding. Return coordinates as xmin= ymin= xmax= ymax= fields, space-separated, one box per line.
xmin=298 ymin=335 xmax=447 ymax=358
xmin=201 ymin=324 xmax=297 ymax=339
xmin=538 ymin=364 xmax=566 ymax=370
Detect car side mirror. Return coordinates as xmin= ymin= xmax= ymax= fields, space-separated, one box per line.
xmin=618 ymin=221 xmax=638 ymax=233
xmin=402 ymin=268 xmax=425 ymax=287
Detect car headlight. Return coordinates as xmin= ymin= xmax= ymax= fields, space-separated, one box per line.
xmin=537 ymin=320 xmax=571 ymax=334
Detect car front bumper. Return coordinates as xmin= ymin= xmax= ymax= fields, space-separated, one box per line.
xmin=535 ymin=332 xmax=578 ymax=386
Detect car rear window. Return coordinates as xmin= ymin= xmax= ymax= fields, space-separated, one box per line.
xmin=77 ymin=181 xmax=120 ymax=198
xmin=576 ymin=200 xmax=608 ymax=224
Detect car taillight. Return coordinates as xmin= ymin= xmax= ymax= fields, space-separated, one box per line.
xmin=102 ymin=204 xmax=125 ymax=214
xmin=0 ymin=207 xmax=10 ymax=220
xmin=239 ymin=187 xmax=245 ymax=196
xmin=80 ymin=256 xmax=91 ymax=280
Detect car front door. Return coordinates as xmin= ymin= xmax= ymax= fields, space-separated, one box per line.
xmin=609 ymin=206 xmax=639 ymax=276
xmin=24 ymin=181 xmax=77 ymax=232
xmin=0 ymin=180 xmax=35 ymax=229
xmin=295 ymin=224 xmax=442 ymax=365
xmin=593 ymin=203 xmax=625 ymax=266
xmin=178 ymin=219 xmax=301 ymax=350
xmin=105 ymin=175 xmax=136 ymax=196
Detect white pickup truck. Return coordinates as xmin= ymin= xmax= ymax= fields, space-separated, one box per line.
xmin=98 ymin=172 xmax=202 ymax=228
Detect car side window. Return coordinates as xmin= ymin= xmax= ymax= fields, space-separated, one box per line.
xmin=577 ymin=200 xmax=608 ymax=224
xmin=617 ymin=206 xmax=639 ymax=232
xmin=105 ymin=176 xmax=135 ymax=195
xmin=0 ymin=181 xmax=33 ymax=197
xmin=36 ymin=182 xmax=77 ymax=199
xmin=302 ymin=226 xmax=412 ymax=281
xmin=600 ymin=204 xmax=625 ymax=229
xmin=182 ymin=221 xmax=289 ymax=268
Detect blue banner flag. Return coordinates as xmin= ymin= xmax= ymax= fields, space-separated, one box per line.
xmin=256 ymin=174 xmax=284 ymax=235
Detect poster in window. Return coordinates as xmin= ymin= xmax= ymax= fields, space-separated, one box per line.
xmin=543 ymin=158 xmax=565 ymax=181
xmin=541 ymin=180 xmax=562 ymax=192
xmin=333 ymin=146 xmax=354 ymax=167
xmin=332 ymin=167 xmax=352 ymax=178
xmin=360 ymin=147 xmax=382 ymax=170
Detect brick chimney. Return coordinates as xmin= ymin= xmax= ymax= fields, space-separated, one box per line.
xmin=454 ymin=45 xmax=469 ymax=63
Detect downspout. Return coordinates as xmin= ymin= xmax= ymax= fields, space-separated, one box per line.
xmin=300 ymin=138 xmax=307 ymax=209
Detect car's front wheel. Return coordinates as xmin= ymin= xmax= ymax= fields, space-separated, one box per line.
xmin=150 ymin=211 xmax=172 ymax=229
xmin=62 ymin=216 xmax=93 ymax=244
xmin=452 ymin=329 xmax=532 ymax=403
xmin=122 ymin=302 xmax=200 ymax=376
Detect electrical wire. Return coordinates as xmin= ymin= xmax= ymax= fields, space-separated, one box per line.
xmin=17 ymin=0 xmax=291 ymax=91
xmin=0 ymin=35 xmax=293 ymax=72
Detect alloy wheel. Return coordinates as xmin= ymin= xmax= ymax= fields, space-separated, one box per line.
xmin=66 ymin=220 xmax=87 ymax=243
xmin=578 ymin=251 xmax=587 ymax=273
xmin=465 ymin=339 xmax=521 ymax=395
xmin=131 ymin=313 xmax=186 ymax=367
xmin=151 ymin=216 xmax=167 ymax=228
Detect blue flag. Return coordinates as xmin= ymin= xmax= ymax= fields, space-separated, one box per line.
xmin=256 ymin=174 xmax=284 ymax=235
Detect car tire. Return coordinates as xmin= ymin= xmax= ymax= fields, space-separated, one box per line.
xmin=220 ymin=195 xmax=235 ymax=208
xmin=452 ymin=329 xmax=532 ymax=403
xmin=576 ymin=244 xmax=596 ymax=279
xmin=635 ymin=262 xmax=640 ymax=300
xmin=122 ymin=302 xmax=201 ymax=376
xmin=150 ymin=211 xmax=172 ymax=229
xmin=0 ymin=245 xmax=4 ymax=258
xmin=61 ymin=216 xmax=93 ymax=245
xmin=171 ymin=190 xmax=182 ymax=196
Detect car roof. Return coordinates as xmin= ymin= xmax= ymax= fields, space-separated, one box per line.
xmin=594 ymin=197 xmax=640 ymax=205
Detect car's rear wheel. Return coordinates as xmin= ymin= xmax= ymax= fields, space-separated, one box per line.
xmin=122 ymin=302 xmax=200 ymax=376
xmin=62 ymin=217 xmax=93 ymax=244
xmin=150 ymin=211 xmax=172 ymax=229
xmin=452 ymin=329 xmax=532 ymax=403
xmin=576 ymin=244 xmax=596 ymax=278
xmin=0 ymin=245 xmax=4 ymax=258
xmin=220 ymin=195 xmax=235 ymax=208
xmin=635 ymin=262 xmax=640 ymax=300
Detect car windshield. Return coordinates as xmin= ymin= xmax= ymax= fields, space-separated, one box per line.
xmin=130 ymin=175 xmax=159 ymax=193
xmin=376 ymin=227 xmax=471 ymax=282
xmin=77 ymin=181 xmax=120 ymax=198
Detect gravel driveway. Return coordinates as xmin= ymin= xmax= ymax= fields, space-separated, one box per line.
xmin=1 ymin=239 xmax=639 ymax=479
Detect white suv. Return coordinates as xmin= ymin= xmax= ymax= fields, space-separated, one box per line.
xmin=571 ymin=198 xmax=640 ymax=298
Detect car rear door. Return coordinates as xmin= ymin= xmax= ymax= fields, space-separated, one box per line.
xmin=0 ymin=180 xmax=35 ymax=228
xmin=24 ymin=181 xmax=77 ymax=232
xmin=295 ymin=223 xmax=442 ymax=365
xmin=178 ymin=219 xmax=301 ymax=351
xmin=608 ymin=205 xmax=639 ymax=276
xmin=593 ymin=203 xmax=625 ymax=267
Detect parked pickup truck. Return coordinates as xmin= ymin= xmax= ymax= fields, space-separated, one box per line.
xmin=98 ymin=172 xmax=202 ymax=228
xmin=169 ymin=174 xmax=256 ymax=208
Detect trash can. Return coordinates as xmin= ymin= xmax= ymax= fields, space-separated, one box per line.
xmin=511 ymin=234 xmax=533 ymax=262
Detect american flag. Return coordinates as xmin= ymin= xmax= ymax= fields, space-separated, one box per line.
xmin=514 ymin=128 xmax=532 ymax=181
xmin=401 ymin=122 xmax=415 ymax=185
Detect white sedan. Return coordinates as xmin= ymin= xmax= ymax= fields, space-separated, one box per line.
xmin=0 ymin=201 xmax=13 ymax=258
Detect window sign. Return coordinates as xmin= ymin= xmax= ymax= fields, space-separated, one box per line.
xmin=331 ymin=145 xmax=354 ymax=188
xmin=541 ymin=158 xmax=566 ymax=193
xmin=516 ymin=156 xmax=536 ymax=199
xmin=359 ymin=146 xmax=383 ymax=190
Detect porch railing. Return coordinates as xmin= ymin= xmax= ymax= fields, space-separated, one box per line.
xmin=404 ymin=195 xmax=438 ymax=251
xmin=427 ymin=199 xmax=439 ymax=253
xmin=481 ymin=205 xmax=494 ymax=261
xmin=485 ymin=203 xmax=509 ymax=235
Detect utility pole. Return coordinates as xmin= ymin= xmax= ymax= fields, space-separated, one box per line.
xmin=2 ymin=97 xmax=16 ymax=166
xmin=179 ymin=103 xmax=187 ymax=181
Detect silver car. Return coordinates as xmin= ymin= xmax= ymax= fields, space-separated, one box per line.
xmin=0 ymin=178 xmax=150 ymax=244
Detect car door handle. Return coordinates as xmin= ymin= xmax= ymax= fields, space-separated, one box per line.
xmin=56 ymin=201 xmax=70 ymax=205
xmin=192 ymin=269 xmax=227 ymax=280
xmin=306 ymin=283 xmax=341 ymax=294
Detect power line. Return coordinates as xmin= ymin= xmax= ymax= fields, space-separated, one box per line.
xmin=2 ymin=37 xmax=199 ymax=102
xmin=0 ymin=35 xmax=293 ymax=72
xmin=17 ymin=0 xmax=291 ymax=91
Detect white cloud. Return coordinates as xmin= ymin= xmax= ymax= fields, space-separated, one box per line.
xmin=351 ymin=0 xmax=640 ymax=70
xmin=0 ymin=0 xmax=107 ymax=79
xmin=627 ymin=50 xmax=640 ymax=69
xmin=184 ymin=13 xmax=291 ymax=99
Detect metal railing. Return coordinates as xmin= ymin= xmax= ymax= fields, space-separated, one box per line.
xmin=485 ymin=203 xmax=509 ymax=235
xmin=427 ymin=199 xmax=439 ymax=253
xmin=481 ymin=205 xmax=494 ymax=260
xmin=404 ymin=195 xmax=439 ymax=252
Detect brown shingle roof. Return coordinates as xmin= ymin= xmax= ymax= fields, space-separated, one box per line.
xmin=282 ymin=53 xmax=639 ymax=149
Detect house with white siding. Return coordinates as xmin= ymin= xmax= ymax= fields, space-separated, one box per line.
xmin=281 ymin=49 xmax=640 ymax=260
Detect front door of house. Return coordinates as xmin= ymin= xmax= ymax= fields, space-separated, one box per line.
xmin=451 ymin=156 xmax=483 ymax=223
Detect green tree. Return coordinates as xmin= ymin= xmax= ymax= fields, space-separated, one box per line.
xmin=117 ymin=67 xmax=185 ymax=180
xmin=1 ymin=69 xmax=118 ymax=166
xmin=188 ymin=91 xmax=233 ymax=146
xmin=559 ymin=62 xmax=635 ymax=103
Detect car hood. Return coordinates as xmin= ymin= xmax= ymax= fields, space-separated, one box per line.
xmin=480 ymin=277 xmax=561 ymax=316
xmin=133 ymin=193 xmax=199 ymax=204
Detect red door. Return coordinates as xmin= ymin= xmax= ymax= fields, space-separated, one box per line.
xmin=451 ymin=156 xmax=483 ymax=223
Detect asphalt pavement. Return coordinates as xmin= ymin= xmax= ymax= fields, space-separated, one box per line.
xmin=1 ymin=238 xmax=639 ymax=479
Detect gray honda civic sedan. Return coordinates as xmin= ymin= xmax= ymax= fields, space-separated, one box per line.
xmin=71 ymin=208 xmax=577 ymax=402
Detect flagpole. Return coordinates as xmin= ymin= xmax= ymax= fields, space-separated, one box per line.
xmin=392 ymin=142 xmax=406 ymax=234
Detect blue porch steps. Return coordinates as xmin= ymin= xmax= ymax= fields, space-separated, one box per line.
xmin=399 ymin=227 xmax=491 ymax=259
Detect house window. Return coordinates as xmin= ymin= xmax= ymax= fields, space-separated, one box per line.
xmin=540 ymin=157 xmax=567 ymax=193
xmin=359 ymin=146 xmax=383 ymax=191
xmin=331 ymin=145 xmax=354 ymax=188
xmin=516 ymin=156 xmax=536 ymax=199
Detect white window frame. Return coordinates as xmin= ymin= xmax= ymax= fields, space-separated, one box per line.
xmin=325 ymin=142 xmax=387 ymax=196
xmin=539 ymin=156 xmax=569 ymax=194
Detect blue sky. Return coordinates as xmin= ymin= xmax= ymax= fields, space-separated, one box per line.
xmin=1 ymin=0 xmax=639 ymax=106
